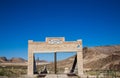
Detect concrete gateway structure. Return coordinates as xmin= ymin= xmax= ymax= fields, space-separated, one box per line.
xmin=28 ymin=37 xmax=83 ymax=76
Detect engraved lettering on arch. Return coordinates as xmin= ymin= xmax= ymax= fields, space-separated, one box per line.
xmin=48 ymin=39 xmax=63 ymax=44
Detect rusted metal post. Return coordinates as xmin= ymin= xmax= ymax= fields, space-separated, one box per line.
xmin=54 ymin=52 xmax=57 ymax=74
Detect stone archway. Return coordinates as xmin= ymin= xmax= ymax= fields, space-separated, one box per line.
xmin=28 ymin=37 xmax=83 ymax=76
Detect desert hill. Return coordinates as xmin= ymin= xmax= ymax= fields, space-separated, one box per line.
xmin=0 ymin=57 xmax=8 ymax=63
xmin=0 ymin=57 xmax=47 ymax=64
xmin=83 ymin=45 xmax=120 ymax=70
xmin=0 ymin=57 xmax=26 ymax=63
xmin=55 ymin=45 xmax=120 ymax=71
xmin=10 ymin=57 xmax=27 ymax=63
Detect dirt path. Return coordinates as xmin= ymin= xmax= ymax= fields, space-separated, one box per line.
xmin=45 ymin=74 xmax=78 ymax=78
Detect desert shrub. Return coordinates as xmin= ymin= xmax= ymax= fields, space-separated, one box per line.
xmin=0 ymin=66 xmax=27 ymax=77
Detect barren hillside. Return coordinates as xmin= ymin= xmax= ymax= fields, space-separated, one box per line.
xmin=55 ymin=45 xmax=120 ymax=71
xmin=0 ymin=57 xmax=8 ymax=63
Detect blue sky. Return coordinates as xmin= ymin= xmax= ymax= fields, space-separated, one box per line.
xmin=0 ymin=0 xmax=120 ymax=61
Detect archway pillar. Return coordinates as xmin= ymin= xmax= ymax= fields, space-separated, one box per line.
xmin=28 ymin=40 xmax=34 ymax=75
xmin=28 ymin=51 xmax=34 ymax=75
xmin=77 ymin=51 xmax=83 ymax=76
xmin=77 ymin=40 xmax=83 ymax=77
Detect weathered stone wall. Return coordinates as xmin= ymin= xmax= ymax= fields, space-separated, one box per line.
xmin=29 ymin=41 xmax=82 ymax=53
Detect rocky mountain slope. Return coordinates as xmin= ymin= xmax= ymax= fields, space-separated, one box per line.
xmin=0 ymin=57 xmax=8 ymax=63
xmin=83 ymin=45 xmax=120 ymax=70
xmin=0 ymin=57 xmax=27 ymax=63
xmin=0 ymin=57 xmax=47 ymax=63
xmin=56 ymin=45 xmax=120 ymax=71
xmin=9 ymin=57 xmax=27 ymax=63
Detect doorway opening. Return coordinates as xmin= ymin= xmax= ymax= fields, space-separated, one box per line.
xmin=34 ymin=53 xmax=54 ymax=74
xmin=56 ymin=52 xmax=77 ymax=74
xmin=34 ymin=52 xmax=77 ymax=74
